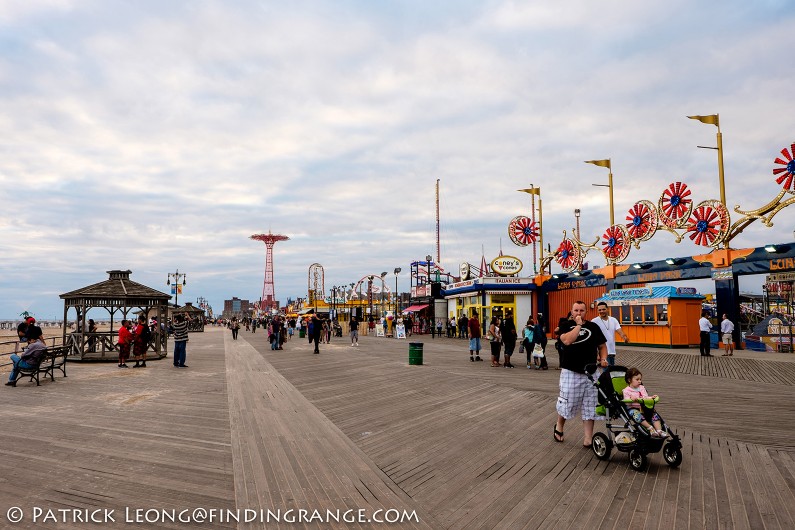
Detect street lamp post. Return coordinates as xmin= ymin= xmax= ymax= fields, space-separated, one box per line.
xmin=380 ymin=272 xmax=387 ymax=316
xmin=367 ymin=275 xmax=374 ymax=318
xmin=585 ymin=159 xmax=614 ymax=226
xmin=166 ymin=269 xmax=187 ymax=307
xmin=394 ymin=267 xmax=402 ymax=314
xmin=688 ymin=114 xmax=726 ymax=206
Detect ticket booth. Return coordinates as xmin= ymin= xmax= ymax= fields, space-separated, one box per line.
xmin=596 ymin=286 xmax=704 ymax=348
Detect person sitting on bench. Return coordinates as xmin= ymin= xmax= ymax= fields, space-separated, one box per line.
xmin=6 ymin=338 xmax=48 ymax=386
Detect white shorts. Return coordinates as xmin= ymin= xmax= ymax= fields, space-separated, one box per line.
xmin=556 ymin=369 xmax=603 ymax=421
xmin=722 ymin=333 xmax=732 ymax=344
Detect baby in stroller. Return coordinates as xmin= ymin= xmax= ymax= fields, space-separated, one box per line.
xmin=586 ymin=364 xmax=683 ymax=472
xmin=622 ymin=367 xmax=668 ymax=438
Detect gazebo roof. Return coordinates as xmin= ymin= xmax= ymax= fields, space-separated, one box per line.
xmin=176 ymin=302 xmax=205 ymax=314
xmin=60 ymin=270 xmax=171 ymax=306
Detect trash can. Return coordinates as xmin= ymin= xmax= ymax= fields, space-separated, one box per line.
xmin=409 ymin=342 xmax=423 ymax=365
xmin=299 ymin=330 xmax=306 ymax=339
xmin=709 ymin=330 xmax=719 ymax=350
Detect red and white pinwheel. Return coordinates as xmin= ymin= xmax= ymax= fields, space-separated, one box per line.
xmin=625 ymin=200 xmax=658 ymax=241
xmin=685 ymin=200 xmax=730 ymax=247
xmin=773 ymin=143 xmax=795 ymax=193
xmin=658 ymin=182 xmax=693 ymax=229
xmin=555 ymin=238 xmax=582 ymax=272
xmin=601 ymin=224 xmax=631 ymax=264
xmin=508 ymin=216 xmax=539 ymax=247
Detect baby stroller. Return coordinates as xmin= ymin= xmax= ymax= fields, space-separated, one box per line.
xmin=585 ymin=365 xmax=683 ymax=472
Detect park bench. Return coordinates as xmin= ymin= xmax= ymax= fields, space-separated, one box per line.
xmin=9 ymin=345 xmax=68 ymax=387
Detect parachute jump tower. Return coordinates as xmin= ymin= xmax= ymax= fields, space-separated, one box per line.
xmin=250 ymin=231 xmax=290 ymax=312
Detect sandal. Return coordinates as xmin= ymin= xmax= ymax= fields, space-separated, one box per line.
xmin=554 ymin=427 xmax=564 ymax=443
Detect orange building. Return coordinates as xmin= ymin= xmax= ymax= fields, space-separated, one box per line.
xmin=596 ymin=286 xmax=705 ymax=348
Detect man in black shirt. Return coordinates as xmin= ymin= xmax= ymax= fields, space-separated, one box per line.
xmin=553 ymin=301 xmax=608 ymax=447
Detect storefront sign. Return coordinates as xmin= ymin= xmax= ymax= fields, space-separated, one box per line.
xmin=770 ymin=258 xmax=795 ymax=271
xmin=447 ymin=279 xmax=476 ymax=290
xmin=609 ymin=288 xmax=653 ymax=297
xmin=460 ymin=262 xmax=470 ymax=280
xmin=490 ymin=256 xmax=523 ymax=276
xmin=768 ymin=272 xmax=795 ymax=282
xmin=711 ymin=267 xmax=733 ymax=281
xmin=676 ymin=287 xmax=698 ymax=295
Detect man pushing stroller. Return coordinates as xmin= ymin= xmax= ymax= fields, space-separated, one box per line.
xmin=553 ymin=301 xmax=608 ymax=447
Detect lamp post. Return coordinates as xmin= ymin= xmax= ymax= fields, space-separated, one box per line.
xmin=166 ymin=269 xmax=187 ymax=307
xmin=688 ymin=114 xmax=726 ymax=206
xmin=367 ymin=275 xmax=374 ymax=318
xmin=574 ymin=209 xmax=581 ymax=239
xmin=585 ymin=159 xmax=614 ymax=226
xmin=380 ymin=272 xmax=387 ymax=316
xmin=394 ymin=267 xmax=402 ymax=314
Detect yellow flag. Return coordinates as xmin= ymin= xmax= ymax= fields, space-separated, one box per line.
xmin=687 ymin=114 xmax=719 ymax=126
xmin=518 ymin=188 xmax=540 ymax=195
xmin=584 ymin=159 xmax=611 ymax=169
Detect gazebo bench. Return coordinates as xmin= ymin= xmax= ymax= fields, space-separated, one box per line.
xmin=9 ymin=346 xmax=68 ymax=387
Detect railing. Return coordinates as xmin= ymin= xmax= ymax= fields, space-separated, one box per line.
xmin=0 ymin=337 xmax=64 ymax=371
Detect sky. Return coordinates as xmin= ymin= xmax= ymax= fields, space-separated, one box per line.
xmin=1 ymin=0 xmax=794 ymax=320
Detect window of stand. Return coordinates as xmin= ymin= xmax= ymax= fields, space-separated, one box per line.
xmin=615 ymin=303 xmax=668 ymax=324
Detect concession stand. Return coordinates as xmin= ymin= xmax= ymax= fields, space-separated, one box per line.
xmin=595 ymin=286 xmax=705 ymax=348
xmin=442 ymin=277 xmax=536 ymax=330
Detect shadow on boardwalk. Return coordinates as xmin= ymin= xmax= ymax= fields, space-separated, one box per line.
xmin=0 ymin=328 xmax=793 ymax=529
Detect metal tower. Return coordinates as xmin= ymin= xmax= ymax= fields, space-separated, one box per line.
xmin=250 ymin=231 xmax=290 ymax=312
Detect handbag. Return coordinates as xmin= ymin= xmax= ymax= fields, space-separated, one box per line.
xmin=532 ymin=343 xmax=545 ymax=358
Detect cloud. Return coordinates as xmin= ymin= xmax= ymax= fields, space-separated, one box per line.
xmin=1 ymin=0 xmax=794 ymax=319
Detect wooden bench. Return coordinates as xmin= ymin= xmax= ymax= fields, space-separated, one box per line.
xmin=9 ymin=345 xmax=68 ymax=387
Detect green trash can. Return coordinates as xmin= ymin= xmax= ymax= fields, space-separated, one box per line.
xmin=299 ymin=329 xmax=306 ymax=339
xmin=409 ymin=342 xmax=423 ymax=365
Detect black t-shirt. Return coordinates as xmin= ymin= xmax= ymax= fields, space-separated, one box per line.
xmin=558 ymin=319 xmax=606 ymax=373
xmin=350 ymin=320 xmax=359 ymax=331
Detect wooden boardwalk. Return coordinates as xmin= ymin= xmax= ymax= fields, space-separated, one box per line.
xmin=0 ymin=327 xmax=793 ymax=529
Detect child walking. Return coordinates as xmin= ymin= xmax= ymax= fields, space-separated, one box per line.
xmin=623 ymin=367 xmax=668 ymax=438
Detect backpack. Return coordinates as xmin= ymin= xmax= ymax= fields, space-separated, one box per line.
xmin=140 ymin=324 xmax=152 ymax=345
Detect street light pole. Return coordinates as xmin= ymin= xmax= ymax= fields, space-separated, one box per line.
xmin=394 ymin=267 xmax=402 ymax=314
xmin=166 ymin=269 xmax=187 ymax=307
xmin=367 ymin=275 xmax=374 ymax=318
xmin=688 ymin=114 xmax=726 ymax=206
xmin=585 ymin=159 xmax=614 ymax=226
xmin=380 ymin=272 xmax=387 ymax=317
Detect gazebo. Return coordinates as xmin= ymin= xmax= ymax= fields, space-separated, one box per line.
xmin=176 ymin=302 xmax=206 ymax=332
xmin=60 ymin=270 xmax=172 ymax=361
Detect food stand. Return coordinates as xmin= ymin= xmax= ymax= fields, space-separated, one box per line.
xmin=595 ymin=286 xmax=704 ymax=348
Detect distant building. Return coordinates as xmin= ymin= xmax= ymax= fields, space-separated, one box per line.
xmin=222 ymin=297 xmax=252 ymax=319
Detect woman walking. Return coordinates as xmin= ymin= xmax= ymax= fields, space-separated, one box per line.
xmin=502 ymin=311 xmax=517 ymax=368
xmin=488 ymin=316 xmax=502 ymax=367
xmin=231 ymin=317 xmax=240 ymax=340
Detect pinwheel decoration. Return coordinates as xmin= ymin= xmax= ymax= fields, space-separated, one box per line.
xmin=685 ymin=200 xmax=730 ymax=247
xmin=625 ymin=200 xmax=658 ymax=241
xmin=658 ymin=182 xmax=693 ymax=229
xmin=508 ymin=216 xmax=539 ymax=247
xmin=555 ymin=238 xmax=582 ymax=272
xmin=601 ymin=224 xmax=631 ymax=264
xmin=773 ymin=143 xmax=795 ymax=193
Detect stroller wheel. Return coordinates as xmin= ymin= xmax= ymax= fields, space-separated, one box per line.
xmin=629 ymin=449 xmax=649 ymax=472
xmin=591 ymin=432 xmax=612 ymax=461
xmin=663 ymin=443 xmax=683 ymax=468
